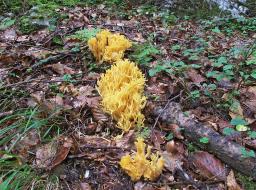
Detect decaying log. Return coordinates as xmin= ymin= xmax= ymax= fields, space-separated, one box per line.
xmin=151 ymin=102 xmax=256 ymax=179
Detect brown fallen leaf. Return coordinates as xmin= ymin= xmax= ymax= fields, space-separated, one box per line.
xmin=133 ymin=33 xmax=146 ymax=43
xmin=166 ymin=124 xmax=184 ymax=140
xmin=227 ymin=170 xmax=243 ymax=190
xmin=25 ymin=47 xmax=50 ymax=59
xmin=73 ymin=133 xmax=111 ymax=147
xmin=151 ymin=129 xmax=166 ymax=149
xmin=115 ymin=130 xmax=135 ymax=149
xmin=0 ymin=68 xmax=8 ymax=81
xmin=80 ymin=183 xmax=92 ymax=190
xmin=186 ymin=69 xmax=206 ymax=84
xmin=0 ymin=54 xmax=16 ymax=65
xmin=239 ymin=87 xmax=256 ymax=122
xmin=13 ymin=129 xmax=40 ymax=161
xmin=91 ymin=106 xmax=109 ymax=122
xmin=78 ymin=85 xmax=95 ymax=96
xmin=2 ymin=28 xmax=16 ymax=41
xmin=134 ymin=182 xmax=155 ymax=190
xmin=59 ymin=83 xmax=78 ymax=96
xmin=162 ymin=140 xmax=185 ymax=173
xmin=50 ymin=62 xmax=75 ymax=75
xmin=35 ymin=136 xmax=73 ymax=170
xmin=191 ymin=151 xmax=226 ymax=180
xmin=73 ymin=95 xmax=100 ymax=108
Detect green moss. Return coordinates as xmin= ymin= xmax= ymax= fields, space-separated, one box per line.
xmin=68 ymin=28 xmax=100 ymax=42
xmin=237 ymin=173 xmax=256 ymax=190
xmin=19 ymin=16 xmax=38 ymax=34
xmin=18 ymin=3 xmax=63 ymax=34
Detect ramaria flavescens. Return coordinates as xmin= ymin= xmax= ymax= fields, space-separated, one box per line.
xmin=120 ymin=137 xmax=164 ymax=181
xmin=97 ymin=59 xmax=146 ymax=132
xmin=88 ymin=29 xmax=131 ymax=63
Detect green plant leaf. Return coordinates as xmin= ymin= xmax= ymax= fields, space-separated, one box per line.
xmin=148 ymin=69 xmax=158 ymax=77
xmin=0 ymin=18 xmax=15 ymax=30
xmin=190 ymin=90 xmax=200 ymax=99
xmin=206 ymin=71 xmax=219 ymax=78
xmin=165 ymin=133 xmax=173 ymax=141
xmin=171 ymin=44 xmax=181 ymax=51
xmin=191 ymin=64 xmax=202 ymax=69
xmin=223 ymin=64 xmax=233 ymax=71
xmin=211 ymin=26 xmax=221 ymax=33
xmin=251 ymin=70 xmax=256 ymax=79
xmin=241 ymin=147 xmax=255 ymax=158
xmin=248 ymin=131 xmax=256 ymax=139
xmin=223 ymin=127 xmax=235 ymax=136
xmin=230 ymin=118 xmax=247 ymax=126
xmin=213 ymin=56 xmax=227 ymax=67
xmin=236 ymin=125 xmax=248 ymax=132
xmin=199 ymin=137 xmax=209 ymax=144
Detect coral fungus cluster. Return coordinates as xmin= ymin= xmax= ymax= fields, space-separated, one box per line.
xmin=97 ymin=59 xmax=146 ymax=132
xmin=89 ymin=29 xmax=164 ymax=181
xmin=88 ymin=30 xmax=131 ymax=63
xmin=120 ymin=138 xmax=164 ymax=181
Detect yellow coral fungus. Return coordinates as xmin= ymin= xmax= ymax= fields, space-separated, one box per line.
xmin=120 ymin=137 xmax=164 ymax=181
xmin=88 ymin=29 xmax=131 ymax=63
xmin=97 ymin=59 xmax=146 ymax=131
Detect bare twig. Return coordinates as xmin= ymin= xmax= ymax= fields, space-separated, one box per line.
xmin=68 ymin=145 xmax=128 ymax=159
xmin=79 ymin=144 xmax=129 ymax=150
xmin=0 ymin=78 xmax=94 ymax=89
xmin=0 ymin=111 xmax=13 ymax=118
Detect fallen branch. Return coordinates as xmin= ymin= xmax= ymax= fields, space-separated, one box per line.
xmin=150 ymin=102 xmax=256 ymax=179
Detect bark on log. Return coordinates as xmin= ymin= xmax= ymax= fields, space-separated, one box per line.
xmin=151 ymin=102 xmax=256 ymax=179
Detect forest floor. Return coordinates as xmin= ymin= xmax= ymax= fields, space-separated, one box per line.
xmin=1 ymin=1 xmax=256 ymax=190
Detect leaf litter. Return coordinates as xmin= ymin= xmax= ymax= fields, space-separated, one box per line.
xmin=0 ymin=2 xmax=256 ymax=190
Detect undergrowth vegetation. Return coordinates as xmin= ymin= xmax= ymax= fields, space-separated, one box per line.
xmin=1 ymin=0 xmax=256 ymax=189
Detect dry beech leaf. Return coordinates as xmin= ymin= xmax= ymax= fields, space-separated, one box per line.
xmin=13 ymin=129 xmax=40 ymax=160
xmin=134 ymin=182 xmax=155 ymax=190
xmin=59 ymin=83 xmax=78 ymax=96
xmin=25 ymin=47 xmax=50 ymax=59
xmin=151 ymin=130 xmax=166 ymax=149
xmin=0 ymin=54 xmax=16 ymax=65
xmin=50 ymin=63 xmax=75 ymax=75
xmin=115 ymin=130 xmax=135 ymax=149
xmin=0 ymin=68 xmax=8 ymax=80
xmin=2 ymin=28 xmax=17 ymax=41
xmin=227 ymin=170 xmax=243 ymax=190
xmin=73 ymin=133 xmax=111 ymax=147
xmin=35 ymin=136 xmax=73 ymax=170
xmin=73 ymin=96 xmax=100 ymax=108
xmin=78 ymin=85 xmax=95 ymax=96
xmin=167 ymin=124 xmax=184 ymax=140
xmin=162 ymin=140 xmax=184 ymax=173
xmin=186 ymin=69 xmax=206 ymax=83
xmin=91 ymin=106 xmax=109 ymax=122
xmin=84 ymin=122 xmax=97 ymax=135
xmin=80 ymin=183 xmax=92 ymax=190
xmin=191 ymin=151 xmax=226 ymax=180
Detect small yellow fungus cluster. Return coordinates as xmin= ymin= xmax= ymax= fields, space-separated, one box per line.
xmin=88 ymin=30 xmax=132 ymax=63
xmin=97 ymin=59 xmax=146 ymax=132
xmin=120 ymin=137 xmax=164 ymax=181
